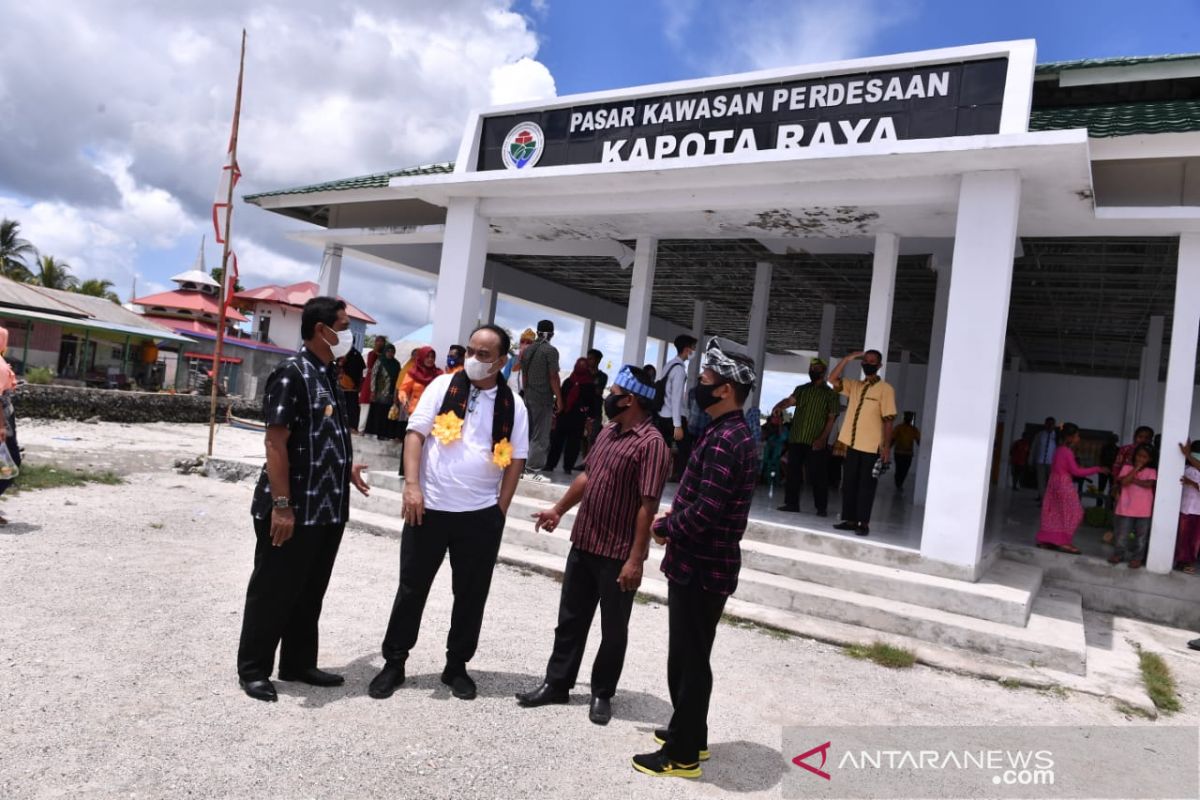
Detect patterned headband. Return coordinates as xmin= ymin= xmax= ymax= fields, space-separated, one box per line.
xmin=612 ymin=365 xmax=656 ymax=399
xmin=703 ymin=336 xmax=757 ymax=386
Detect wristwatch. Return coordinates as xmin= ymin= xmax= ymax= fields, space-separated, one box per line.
xmin=272 ymin=496 xmax=291 ymax=509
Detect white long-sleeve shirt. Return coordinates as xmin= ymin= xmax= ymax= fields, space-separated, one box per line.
xmin=656 ymin=356 xmax=689 ymax=428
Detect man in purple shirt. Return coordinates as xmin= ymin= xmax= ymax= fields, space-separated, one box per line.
xmin=631 ymin=338 xmax=759 ymax=781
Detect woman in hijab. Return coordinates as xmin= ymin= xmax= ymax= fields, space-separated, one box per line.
xmin=0 ymin=326 xmax=20 ymax=524
xmin=364 ymin=344 xmax=402 ymax=440
xmin=397 ymin=346 xmax=441 ymax=416
xmin=546 ymin=357 xmax=595 ymax=474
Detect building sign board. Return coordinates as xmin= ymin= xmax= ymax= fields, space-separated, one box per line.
xmin=477 ymin=57 xmax=1009 ymax=172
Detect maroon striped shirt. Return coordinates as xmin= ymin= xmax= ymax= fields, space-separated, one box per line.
xmin=570 ymin=416 xmax=671 ymax=561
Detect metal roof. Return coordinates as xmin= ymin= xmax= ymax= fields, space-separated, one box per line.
xmin=1029 ymin=98 xmax=1200 ymax=137
xmin=244 ymin=162 xmax=455 ymax=201
xmin=1034 ymin=53 xmax=1200 ymax=76
xmin=0 ymin=305 xmax=192 ymax=343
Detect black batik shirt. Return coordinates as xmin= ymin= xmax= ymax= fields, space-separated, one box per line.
xmin=251 ymin=346 xmax=353 ymax=526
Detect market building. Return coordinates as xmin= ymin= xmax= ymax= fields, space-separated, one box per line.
xmin=244 ymin=41 xmax=1200 ymax=647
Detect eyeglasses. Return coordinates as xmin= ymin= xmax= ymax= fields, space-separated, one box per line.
xmin=468 ymin=386 xmax=480 ymax=414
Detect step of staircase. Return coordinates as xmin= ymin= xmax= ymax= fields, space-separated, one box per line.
xmin=346 ymin=489 xmax=1084 ymax=675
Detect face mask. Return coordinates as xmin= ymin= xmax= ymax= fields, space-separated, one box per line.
xmin=861 ymin=363 xmax=880 ymax=376
xmin=446 ymin=356 xmax=460 ymax=368
xmin=604 ymin=393 xmax=629 ymax=420
xmin=324 ymin=327 xmax=353 ymax=358
xmin=463 ymin=356 xmax=498 ymax=381
xmin=695 ymin=381 xmax=725 ymax=411
xmin=809 ymin=371 xmax=825 ymax=383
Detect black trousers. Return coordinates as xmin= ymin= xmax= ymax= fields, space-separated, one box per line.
xmin=380 ymin=506 xmax=505 ymax=670
xmin=547 ymin=413 xmax=586 ymax=472
xmin=661 ymin=579 xmax=727 ymax=764
xmin=893 ymin=453 xmax=914 ymax=489
xmin=840 ymin=449 xmax=879 ymax=525
xmin=656 ymin=415 xmax=691 ymax=479
xmin=342 ymin=390 xmax=361 ymax=431
xmin=783 ymin=442 xmax=829 ymax=512
xmin=237 ymin=517 xmax=345 ymax=681
xmin=544 ymin=547 xmax=636 ymax=699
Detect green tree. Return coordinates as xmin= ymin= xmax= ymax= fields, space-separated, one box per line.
xmin=0 ymin=219 xmax=35 ymax=282
xmin=30 ymin=254 xmax=79 ymax=291
xmin=76 ymin=278 xmax=121 ymax=303
xmin=211 ymin=266 xmax=243 ymax=294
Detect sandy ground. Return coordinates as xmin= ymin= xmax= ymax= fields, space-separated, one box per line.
xmin=3 ymin=421 xmax=1199 ymax=799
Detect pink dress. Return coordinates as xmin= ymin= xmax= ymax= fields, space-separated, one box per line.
xmin=1035 ymin=447 xmax=1103 ymax=547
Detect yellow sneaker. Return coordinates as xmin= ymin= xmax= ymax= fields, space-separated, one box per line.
xmin=631 ymin=751 xmax=701 ymax=779
xmin=652 ymin=729 xmax=710 ymax=761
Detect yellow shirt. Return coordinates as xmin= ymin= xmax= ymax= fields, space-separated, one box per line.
xmin=892 ymin=423 xmax=920 ymax=454
xmin=835 ymin=377 xmax=897 ymax=454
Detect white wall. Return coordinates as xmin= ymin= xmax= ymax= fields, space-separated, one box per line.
xmin=1011 ymin=370 xmax=1200 ymax=437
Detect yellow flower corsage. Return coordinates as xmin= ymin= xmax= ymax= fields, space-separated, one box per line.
xmin=432 ymin=411 xmax=464 ymax=445
xmin=492 ymin=437 xmax=513 ymax=468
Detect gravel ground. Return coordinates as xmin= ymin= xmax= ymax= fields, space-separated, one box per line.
xmin=2 ymin=422 xmax=1198 ymax=799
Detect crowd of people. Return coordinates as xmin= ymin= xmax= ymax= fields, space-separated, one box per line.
xmin=1019 ymin=417 xmax=1200 ymax=573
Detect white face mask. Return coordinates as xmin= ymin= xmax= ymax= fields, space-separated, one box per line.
xmin=464 ymin=355 xmax=498 ymax=381
xmin=324 ymin=327 xmax=353 ymax=359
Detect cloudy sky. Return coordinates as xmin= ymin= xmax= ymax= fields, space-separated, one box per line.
xmin=1 ymin=0 xmax=1196 ymax=395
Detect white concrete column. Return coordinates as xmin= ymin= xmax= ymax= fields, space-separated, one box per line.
xmin=317 ymin=243 xmax=343 ymax=298
xmin=1138 ymin=315 xmax=1165 ymax=430
xmin=1147 ymin=234 xmax=1200 ymax=574
xmin=688 ymin=300 xmax=707 ymax=386
xmin=1123 ymin=378 xmax=1140 ymax=442
xmin=581 ymin=318 xmax=596 ymax=358
xmin=865 ymin=232 xmax=900 ymax=373
xmin=915 ymin=258 xmax=953 ymax=505
xmin=818 ymin=303 xmax=836 ymax=364
xmin=747 ymin=261 xmax=773 ymax=407
xmin=621 ymin=236 xmax=657 ymax=367
xmin=431 ymin=197 xmax=489 ymax=361
xmin=920 ymin=171 xmax=1021 ymax=575
xmin=483 ymin=287 xmax=499 ymax=325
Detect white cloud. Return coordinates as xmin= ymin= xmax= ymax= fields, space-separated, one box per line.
xmin=0 ymin=0 xmax=557 ymax=323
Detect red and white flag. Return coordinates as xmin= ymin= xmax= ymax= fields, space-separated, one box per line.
xmin=212 ymin=143 xmax=241 ymax=245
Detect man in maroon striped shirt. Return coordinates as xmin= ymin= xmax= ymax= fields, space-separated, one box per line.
xmin=516 ymin=365 xmax=670 ymax=725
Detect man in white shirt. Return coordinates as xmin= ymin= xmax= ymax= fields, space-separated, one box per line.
xmin=655 ymin=334 xmax=697 ymax=481
xmin=369 ymin=325 xmax=528 ymax=701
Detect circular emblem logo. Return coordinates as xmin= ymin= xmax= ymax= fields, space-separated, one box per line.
xmin=501 ymin=122 xmax=544 ymax=170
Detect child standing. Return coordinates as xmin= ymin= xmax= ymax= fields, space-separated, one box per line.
xmin=1174 ymin=440 xmax=1200 ymax=573
xmin=1108 ymin=444 xmax=1158 ymax=569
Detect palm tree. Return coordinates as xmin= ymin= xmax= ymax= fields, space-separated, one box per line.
xmin=30 ymin=255 xmax=79 ymax=291
xmin=0 ymin=219 xmax=35 ymax=282
xmin=76 ymin=278 xmax=121 ymax=303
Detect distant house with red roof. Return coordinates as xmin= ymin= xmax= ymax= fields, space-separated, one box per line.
xmin=131 ymin=245 xmax=293 ymax=397
xmin=232 ymin=281 xmax=376 ymax=352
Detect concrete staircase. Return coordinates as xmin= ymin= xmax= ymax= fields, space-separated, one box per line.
xmin=353 ymin=470 xmax=1087 ymax=676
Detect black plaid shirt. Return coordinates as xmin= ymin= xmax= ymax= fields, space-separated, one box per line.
xmin=251 ymin=347 xmax=353 ymax=526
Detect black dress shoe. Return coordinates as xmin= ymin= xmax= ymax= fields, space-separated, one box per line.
xmin=278 ymin=667 xmax=345 ymax=687
xmin=777 ymin=505 xmax=800 ymax=513
xmin=441 ymin=668 xmax=477 ymax=700
xmin=516 ymin=682 xmax=570 ymax=707
xmin=589 ymin=695 xmax=612 ymax=725
xmin=855 ymin=524 xmax=870 ymax=537
xmin=833 ymin=521 xmax=857 ymax=531
xmin=239 ymin=678 xmax=278 ymax=702
xmin=1188 ymin=638 xmax=1200 ymax=651
xmin=368 ymin=663 xmax=406 ymax=699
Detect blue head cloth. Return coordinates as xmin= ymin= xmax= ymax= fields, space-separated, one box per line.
xmin=612 ymin=364 xmax=656 ymax=399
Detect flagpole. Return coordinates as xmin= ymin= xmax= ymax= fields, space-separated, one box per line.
xmin=207 ymin=29 xmax=246 ymax=457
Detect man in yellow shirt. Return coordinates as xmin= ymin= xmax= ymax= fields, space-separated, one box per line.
xmin=828 ymin=349 xmax=897 ymax=536
xmin=890 ymin=412 xmax=921 ymax=492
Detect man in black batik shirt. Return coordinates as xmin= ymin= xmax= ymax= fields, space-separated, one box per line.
xmin=236 ymin=297 xmax=370 ymax=702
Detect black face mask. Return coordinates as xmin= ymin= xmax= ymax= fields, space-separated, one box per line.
xmin=809 ymin=371 xmax=825 ymax=383
xmin=604 ymin=393 xmax=629 ymax=420
xmin=695 ymin=381 xmax=725 ymax=411
xmin=861 ymin=363 xmax=880 ymax=376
